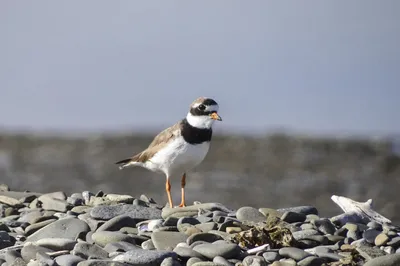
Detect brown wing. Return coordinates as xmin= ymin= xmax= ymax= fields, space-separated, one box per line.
xmin=127 ymin=121 xmax=183 ymax=163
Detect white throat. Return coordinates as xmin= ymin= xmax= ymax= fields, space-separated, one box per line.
xmin=186 ymin=113 xmax=214 ymax=129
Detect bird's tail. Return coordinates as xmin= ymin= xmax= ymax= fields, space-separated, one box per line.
xmin=115 ymin=158 xmax=136 ymax=170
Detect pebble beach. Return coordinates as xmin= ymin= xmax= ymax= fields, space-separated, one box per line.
xmin=0 ymin=185 xmax=400 ymax=266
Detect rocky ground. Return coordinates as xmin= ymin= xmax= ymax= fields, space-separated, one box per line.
xmin=0 ymin=185 xmax=400 ymax=266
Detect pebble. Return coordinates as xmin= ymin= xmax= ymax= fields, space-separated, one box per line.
xmin=151 ymin=231 xmax=188 ymax=250
xmin=2 ymin=188 xmax=400 ymax=266
xmin=192 ymin=243 xmax=241 ymax=260
xmin=279 ymin=247 xmax=312 ymax=261
xmin=364 ymin=253 xmax=400 ymax=266
xmin=90 ymin=204 xmax=162 ymax=221
xmin=236 ymin=207 xmax=266 ymax=223
xmin=27 ymin=217 xmax=90 ymax=242
xmin=112 ymin=248 xmax=177 ymax=265
xmin=91 ymin=231 xmax=136 ymax=247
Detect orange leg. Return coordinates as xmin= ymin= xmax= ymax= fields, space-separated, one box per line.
xmin=178 ymin=173 xmax=186 ymax=207
xmin=166 ymin=178 xmax=173 ymax=208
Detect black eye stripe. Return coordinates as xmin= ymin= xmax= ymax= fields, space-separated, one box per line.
xmin=190 ymin=107 xmax=216 ymax=116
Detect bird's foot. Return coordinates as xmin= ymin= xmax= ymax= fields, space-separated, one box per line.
xmin=178 ymin=202 xmax=186 ymax=207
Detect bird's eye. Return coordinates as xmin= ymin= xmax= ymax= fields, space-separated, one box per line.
xmin=198 ymin=104 xmax=206 ymax=111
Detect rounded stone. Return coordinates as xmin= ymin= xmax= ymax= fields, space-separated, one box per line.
xmin=375 ymin=233 xmax=390 ymax=246
xmin=193 ymin=243 xmax=241 ymax=260
xmin=236 ymin=207 xmax=266 ymax=223
xmin=91 ymin=231 xmax=136 ymax=247
xmin=278 ymin=247 xmax=312 ymax=261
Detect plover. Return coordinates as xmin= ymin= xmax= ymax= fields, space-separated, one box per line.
xmin=115 ymin=97 xmax=222 ymax=208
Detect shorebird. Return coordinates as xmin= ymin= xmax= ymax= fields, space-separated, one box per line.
xmin=115 ymin=97 xmax=222 ymax=208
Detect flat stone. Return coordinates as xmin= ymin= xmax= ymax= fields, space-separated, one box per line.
xmin=104 ymin=241 xmax=138 ymax=253
xmin=242 ymin=255 xmax=267 ymax=266
xmin=292 ymin=229 xmax=319 ymax=240
xmin=21 ymin=243 xmax=54 ymax=262
xmin=236 ymin=207 xmax=266 ymax=223
xmin=387 ymin=237 xmax=400 ymax=249
xmin=72 ymin=242 xmax=109 ymax=259
xmin=193 ymin=243 xmax=241 ymax=260
xmin=91 ymin=231 xmax=136 ymax=248
xmin=161 ymin=203 xmax=232 ymax=219
xmin=39 ymin=195 xmax=70 ymax=212
xmin=96 ymin=215 xmax=137 ymax=232
xmin=277 ymin=206 xmax=318 ymax=216
xmin=258 ymin=208 xmax=282 ymax=218
xmin=160 ymin=257 xmax=181 ymax=266
xmin=281 ymin=212 xmax=306 ymax=223
xmin=35 ymin=238 xmax=77 ymax=251
xmin=77 ymin=260 xmax=128 ymax=266
xmin=363 ymin=229 xmax=382 ymax=244
xmin=27 ymin=217 xmax=87 ymax=241
xmin=364 ymin=253 xmax=400 ymax=266
xmin=112 ymin=248 xmax=177 ymax=265
xmin=297 ymin=256 xmax=326 ymax=266
xmin=173 ymin=246 xmax=206 ymax=260
xmin=279 ymin=247 xmax=312 ymax=261
xmin=90 ymin=204 xmax=162 ymax=222
xmin=186 ymin=233 xmax=223 ymax=245
xmin=213 ymin=256 xmax=233 ymax=266
xmin=151 ymin=231 xmax=188 ymax=250
xmin=25 ymin=219 xmax=57 ymax=236
xmin=312 ymin=219 xmax=336 ymax=235
xmin=0 ymin=196 xmax=22 ymax=207
xmin=262 ymin=251 xmax=280 ymax=263
xmin=54 ymin=254 xmax=85 ymax=266
xmin=375 ymin=233 xmax=390 ymax=246
xmin=195 ymin=222 xmax=217 ymax=233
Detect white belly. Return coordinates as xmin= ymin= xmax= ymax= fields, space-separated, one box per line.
xmin=145 ymin=137 xmax=210 ymax=177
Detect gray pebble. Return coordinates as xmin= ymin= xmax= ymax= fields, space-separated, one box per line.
xmin=161 ymin=257 xmax=181 ymax=266
xmin=213 ymin=256 xmax=234 ymax=266
xmin=363 ymin=253 xmax=400 ymax=266
xmin=90 ymin=205 xmax=162 ymax=221
xmin=112 ymin=248 xmax=177 ymax=265
xmin=96 ymin=215 xmax=137 ymax=232
xmin=151 ymin=231 xmax=188 ymax=251
xmin=292 ymin=229 xmax=319 ymax=240
xmin=236 ymin=207 xmax=266 ymax=223
xmin=186 ymin=233 xmax=223 ymax=245
xmin=281 ymin=212 xmax=306 ymax=223
xmin=297 ymin=256 xmax=325 ymax=266
xmin=363 ymin=229 xmax=382 ymax=244
xmin=35 ymin=238 xmax=77 ymax=251
xmin=54 ymin=254 xmax=84 ymax=266
xmin=312 ymin=219 xmax=336 ymax=235
xmin=193 ymin=243 xmax=241 ymax=260
xmin=187 ymin=257 xmax=204 ymax=266
xmin=27 ymin=217 xmax=90 ymax=242
xmin=262 ymin=251 xmax=280 ymax=262
xmin=142 ymin=239 xmax=156 ymax=250
xmin=72 ymin=242 xmax=109 ymax=259
xmin=277 ymin=206 xmax=318 ymax=216
xmin=21 ymin=244 xmax=54 ymax=262
xmin=76 ymin=259 xmax=127 ymax=266
xmin=279 ymin=247 xmax=312 ymax=261
xmin=91 ymin=231 xmax=136 ymax=248
xmin=103 ymin=241 xmax=137 ymax=253
xmin=242 ymin=255 xmax=267 ymax=266
xmin=173 ymin=246 xmax=206 ymax=260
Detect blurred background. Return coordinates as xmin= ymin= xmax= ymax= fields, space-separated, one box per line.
xmin=1 ymin=1 xmax=400 ymax=223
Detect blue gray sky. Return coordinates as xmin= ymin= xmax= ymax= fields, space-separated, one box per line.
xmin=1 ymin=1 xmax=399 ymax=136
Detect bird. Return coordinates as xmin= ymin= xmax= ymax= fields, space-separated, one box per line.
xmin=115 ymin=97 xmax=222 ymax=208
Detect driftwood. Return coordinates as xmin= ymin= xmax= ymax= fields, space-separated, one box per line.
xmin=330 ymin=195 xmax=392 ymax=226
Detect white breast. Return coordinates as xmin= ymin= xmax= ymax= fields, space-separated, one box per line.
xmin=145 ymin=136 xmax=210 ymax=177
